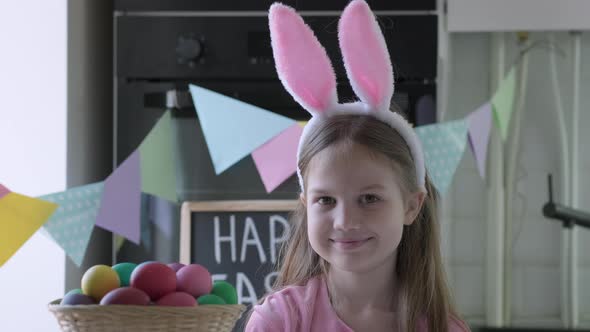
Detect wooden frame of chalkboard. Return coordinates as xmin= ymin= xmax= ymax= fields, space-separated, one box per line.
xmin=179 ymin=200 xmax=298 ymax=265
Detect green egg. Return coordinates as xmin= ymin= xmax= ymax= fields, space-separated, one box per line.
xmin=211 ymin=280 xmax=238 ymax=305
xmin=112 ymin=262 xmax=137 ymax=287
xmin=197 ymin=294 xmax=226 ymax=305
xmin=65 ymin=288 xmax=83 ymax=296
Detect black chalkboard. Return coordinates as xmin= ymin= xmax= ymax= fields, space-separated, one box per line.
xmin=179 ymin=200 xmax=297 ymax=306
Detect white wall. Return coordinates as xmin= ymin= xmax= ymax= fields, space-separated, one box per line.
xmin=445 ymin=32 xmax=590 ymax=327
xmin=0 ymin=1 xmax=66 ymax=331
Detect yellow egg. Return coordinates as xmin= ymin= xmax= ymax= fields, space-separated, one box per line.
xmin=81 ymin=265 xmax=120 ymax=301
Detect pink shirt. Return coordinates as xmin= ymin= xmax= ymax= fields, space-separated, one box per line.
xmin=245 ymin=276 xmax=470 ymax=332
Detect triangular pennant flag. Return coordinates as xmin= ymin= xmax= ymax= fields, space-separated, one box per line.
xmin=95 ymin=150 xmax=142 ymax=244
xmin=252 ymin=123 xmax=303 ymax=193
xmin=189 ymin=84 xmax=296 ymax=174
xmin=491 ymin=66 xmax=517 ymax=140
xmin=0 ymin=192 xmax=58 ymax=267
xmin=114 ymin=193 xmax=178 ymax=254
xmin=115 ymin=197 xmax=154 ymax=253
xmin=139 ymin=111 xmax=178 ymax=202
xmin=115 ymin=235 xmax=125 ymax=253
xmin=467 ymin=102 xmax=493 ymax=179
xmin=40 ymin=182 xmax=104 ymax=266
xmin=0 ymin=184 xmax=10 ymax=199
xmin=415 ymin=119 xmax=469 ymax=194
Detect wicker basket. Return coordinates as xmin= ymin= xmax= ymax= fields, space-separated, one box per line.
xmin=48 ymin=300 xmax=246 ymax=332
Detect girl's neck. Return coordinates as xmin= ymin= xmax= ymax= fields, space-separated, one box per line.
xmin=326 ymin=257 xmax=398 ymax=313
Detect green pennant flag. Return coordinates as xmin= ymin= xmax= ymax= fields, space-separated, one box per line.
xmin=139 ymin=111 xmax=178 ymax=202
xmin=491 ymin=67 xmax=517 ymax=141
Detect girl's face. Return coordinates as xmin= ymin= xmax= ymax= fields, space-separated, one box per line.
xmin=304 ymin=142 xmax=423 ymax=274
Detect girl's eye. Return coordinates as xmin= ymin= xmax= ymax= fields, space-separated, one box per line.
xmin=317 ymin=196 xmax=336 ymax=205
xmin=360 ymin=194 xmax=380 ymax=204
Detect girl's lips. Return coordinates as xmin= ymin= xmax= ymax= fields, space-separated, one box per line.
xmin=330 ymin=237 xmax=373 ymax=250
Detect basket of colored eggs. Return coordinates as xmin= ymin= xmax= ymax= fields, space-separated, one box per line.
xmin=48 ymin=261 xmax=246 ymax=332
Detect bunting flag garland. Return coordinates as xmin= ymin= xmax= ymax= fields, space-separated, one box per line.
xmin=0 ymin=187 xmax=58 ymax=267
xmin=189 ymin=84 xmax=296 ymax=175
xmin=0 ymin=184 xmax=9 ymax=199
xmin=467 ymin=102 xmax=493 ymax=179
xmin=95 ymin=150 xmax=142 ymax=244
xmin=40 ymin=182 xmax=104 ymax=266
xmin=252 ymin=123 xmax=303 ymax=193
xmin=492 ymin=67 xmax=517 ymax=141
xmin=115 ymin=235 xmax=125 ymax=253
xmin=115 ymin=193 xmax=178 ymax=253
xmin=416 ymin=119 xmax=469 ymax=194
xmin=139 ymin=111 xmax=178 ymax=203
xmin=1 ymin=63 xmax=518 ymax=268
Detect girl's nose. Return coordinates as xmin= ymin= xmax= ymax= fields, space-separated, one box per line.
xmin=333 ymin=203 xmax=361 ymax=230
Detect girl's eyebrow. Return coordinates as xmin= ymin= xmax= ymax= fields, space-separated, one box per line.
xmin=308 ymin=188 xmax=331 ymax=195
xmin=360 ymin=184 xmax=386 ymax=191
xmin=308 ymin=184 xmax=385 ymax=194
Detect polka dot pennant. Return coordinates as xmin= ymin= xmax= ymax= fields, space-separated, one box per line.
xmin=40 ymin=182 xmax=104 ymax=266
xmin=415 ymin=119 xmax=468 ymax=195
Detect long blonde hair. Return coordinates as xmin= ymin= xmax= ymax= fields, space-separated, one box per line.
xmin=272 ymin=113 xmax=462 ymax=332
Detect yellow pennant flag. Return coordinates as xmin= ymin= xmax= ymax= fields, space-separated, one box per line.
xmin=0 ymin=192 xmax=58 ymax=267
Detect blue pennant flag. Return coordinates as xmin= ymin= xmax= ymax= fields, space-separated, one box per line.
xmin=40 ymin=182 xmax=104 ymax=266
xmin=189 ymin=84 xmax=296 ymax=174
xmin=415 ymin=119 xmax=468 ymax=195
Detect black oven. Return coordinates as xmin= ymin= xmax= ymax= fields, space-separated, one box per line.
xmin=114 ymin=0 xmax=438 ymax=275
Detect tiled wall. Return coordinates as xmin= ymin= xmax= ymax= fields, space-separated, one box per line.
xmin=445 ymin=32 xmax=490 ymax=325
xmin=578 ymin=32 xmax=590 ymax=326
xmin=443 ymin=32 xmax=590 ymax=327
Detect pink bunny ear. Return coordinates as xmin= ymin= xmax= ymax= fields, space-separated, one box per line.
xmin=269 ymin=3 xmax=338 ymax=115
xmin=338 ymin=0 xmax=394 ymax=111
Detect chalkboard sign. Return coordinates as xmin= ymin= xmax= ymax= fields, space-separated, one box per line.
xmin=179 ymin=200 xmax=298 ymax=306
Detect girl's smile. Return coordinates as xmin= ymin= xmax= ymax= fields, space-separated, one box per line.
xmin=329 ymin=237 xmax=374 ymax=251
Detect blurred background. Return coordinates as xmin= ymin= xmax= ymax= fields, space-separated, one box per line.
xmin=1 ymin=0 xmax=589 ymax=331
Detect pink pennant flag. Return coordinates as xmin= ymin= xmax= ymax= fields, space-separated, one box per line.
xmin=0 ymin=184 xmax=10 ymax=199
xmin=95 ymin=150 xmax=142 ymax=244
xmin=467 ymin=102 xmax=493 ymax=179
xmin=252 ymin=124 xmax=303 ymax=193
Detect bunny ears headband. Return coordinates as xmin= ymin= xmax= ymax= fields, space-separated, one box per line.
xmin=268 ymin=0 xmax=426 ymax=193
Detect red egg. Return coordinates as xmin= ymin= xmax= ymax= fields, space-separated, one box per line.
xmin=100 ymin=287 xmax=150 ymax=305
xmin=176 ymin=264 xmax=212 ymax=297
xmin=130 ymin=262 xmax=177 ymax=301
xmin=60 ymin=293 xmax=96 ymax=305
xmin=167 ymin=262 xmax=185 ymax=272
xmin=156 ymin=292 xmax=197 ymax=307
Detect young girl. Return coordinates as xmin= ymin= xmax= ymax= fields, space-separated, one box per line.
xmin=246 ymin=1 xmax=469 ymax=331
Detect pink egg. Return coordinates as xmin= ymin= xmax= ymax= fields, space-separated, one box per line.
xmin=167 ymin=262 xmax=185 ymax=272
xmin=176 ymin=264 xmax=212 ymax=297
xmin=60 ymin=293 xmax=96 ymax=305
xmin=156 ymin=292 xmax=197 ymax=307
xmin=100 ymin=287 xmax=150 ymax=305
xmin=130 ymin=262 xmax=177 ymax=301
